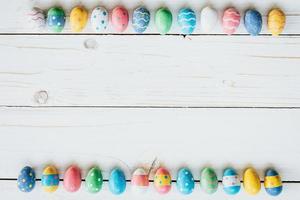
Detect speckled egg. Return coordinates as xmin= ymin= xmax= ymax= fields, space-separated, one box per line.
xmin=264 ymin=169 xmax=282 ymax=196
xmin=41 ymin=165 xmax=59 ymax=193
xmin=177 ymin=8 xmax=196 ymax=35
xmin=132 ymin=6 xmax=150 ymax=33
xmin=91 ymin=7 xmax=109 ymax=32
xmin=27 ymin=7 xmax=46 ymax=31
xmin=222 ymin=168 xmax=241 ymax=195
xmin=47 ymin=7 xmax=66 ymax=32
xmin=244 ymin=9 xmax=262 ymax=36
xmin=131 ymin=168 xmax=149 ymax=193
xmin=70 ymin=6 xmax=88 ymax=32
xmin=268 ymin=8 xmax=286 ymax=36
xmin=155 ymin=8 xmax=173 ymax=35
xmin=109 ymin=168 xmax=126 ymax=195
xmin=111 ymin=6 xmax=129 ymax=32
xmin=200 ymin=6 xmax=218 ymax=33
xmin=63 ymin=165 xmax=81 ymax=192
xmin=200 ymin=167 xmax=218 ymax=194
xmin=222 ymin=7 xmax=241 ymax=35
xmin=243 ymin=168 xmax=261 ymax=195
xmin=17 ymin=166 xmax=36 ymax=192
xmin=154 ymin=167 xmax=172 ymax=194
xmin=86 ymin=167 xmax=103 ymax=193
xmin=176 ymin=168 xmax=194 ymax=195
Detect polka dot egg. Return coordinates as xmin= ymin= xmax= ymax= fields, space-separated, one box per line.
xmin=111 ymin=6 xmax=129 ymax=32
xmin=85 ymin=167 xmax=103 ymax=193
xmin=17 ymin=166 xmax=36 ymax=192
xmin=47 ymin=7 xmax=66 ymax=32
xmin=177 ymin=8 xmax=197 ymax=35
xmin=91 ymin=7 xmax=109 ymax=32
xmin=154 ymin=167 xmax=172 ymax=194
xmin=176 ymin=168 xmax=194 ymax=195
xmin=41 ymin=165 xmax=59 ymax=193
xmin=132 ymin=6 xmax=151 ymax=33
xmin=222 ymin=7 xmax=241 ymax=35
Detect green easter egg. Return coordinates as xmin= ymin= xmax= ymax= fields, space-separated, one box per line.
xmin=86 ymin=167 xmax=103 ymax=193
xmin=155 ymin=8 xmax=173 ymax=35
xmin=47 ymin=7 xmax=66 ymax=32
xmin=200 ymin=167 xmax=218 ymax=194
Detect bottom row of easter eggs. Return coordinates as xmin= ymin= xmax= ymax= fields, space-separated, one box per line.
xmin=17 ymin=166 xmax=282 ymax=196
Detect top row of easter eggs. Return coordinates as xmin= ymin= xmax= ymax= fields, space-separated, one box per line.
xmin=29 ymin=6 xmax=286 ymax=36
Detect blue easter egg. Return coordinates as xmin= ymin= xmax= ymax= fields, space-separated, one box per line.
xmin=109 ymin=168 xmax=126 ymax=195
xmin=47 ymin=7 xmax=66 ymax=32
xmin=177 ymin=8 xmax=196 ymax=35
xmin=264 ymin=169 xmax=283 ymax=196
xmin=132 ymin=6 xmax=150 ymax=33
xmin=222 ymin=168 xmax=241 ymax=195
xmin=244 ymin=9 xmax=262 ymax=36
xmin=176 ymin=168 xmax=195 ymax=195
xmin=17 ymin=166 xmax=36 ymax=192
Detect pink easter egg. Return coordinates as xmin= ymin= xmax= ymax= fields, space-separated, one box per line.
xmin=63 ymin=165 xmax=81 ymax=192
xmin=111 ymin=6 xmax=129 ymax=32
xmin=154 ymin=167 xmax=172 ymax=194
xmin=222 ymin=7 xmax=241 ymax=35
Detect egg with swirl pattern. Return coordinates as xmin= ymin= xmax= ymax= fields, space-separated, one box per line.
xmin=177 ymin=8 xmax=196 ymax=35
xmin=132 ymin=6 xmax=150 ymax=33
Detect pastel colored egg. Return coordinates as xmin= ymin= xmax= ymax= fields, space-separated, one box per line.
xmin=70 ymin=6 xmax=88 ymax=32
xmin=176 ymin=168 xmax=195 ymax=195
xmin=222 ymin=7 xmax=241 ymax=35
xmin=244 ymin=9 xmax=262 ymax=36
xmin=47 ymin=7 xmax=66 ymax=32
xmin=243 ymin=168 xmax=261 ymax=195
xmin=200 ymin=6 xmax=218 ymax=33
xmin=177 ymin=8 xmax=196 ymax=35
xmin=154 ymin=167 xmax=172 ymax=194
xmin=63 ymin=165 xmax=82 ymax=192
xmin=222 ymin=168 xmax=241 ymax=195
xmin=268 ymin=8 xmax=286 ymax=36
xmin=91 ymin=7 xmax=109 ymax=32
xmin=27 ymin=7 xmax=46 ymax=31
xmin=86 ymin=167 xmax=103 ymax=193
xmin=132 ymin=6 xmax=151 ymax=33
xmin=109 ymin=168 xmax=126 ymax=195
xmin=200 ymin=167 xmax=218 ymax=194
xmin=131 ymin=168 xmax=149 ymax=193
xmin=111 ymin=6 xmax=129 ymax=32
xmin=41 ymin=165 xmax=59 ymax=193
xmin=17 ymin=166 xmax=36 ymax=192
xmin=155 ymin=8 xmax=173 ymax=35
xmin=264 ymin=168 xmax=282 ymax=196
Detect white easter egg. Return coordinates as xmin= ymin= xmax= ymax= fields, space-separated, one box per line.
xmin=91 ymin=7 xmax=109 ymax=32
xmin=27 ymin=7 xmax=46 ymax=31
xmin=200 ymin=6 xmax=218 ymax=33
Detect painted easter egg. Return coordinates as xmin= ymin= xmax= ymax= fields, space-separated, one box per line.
xmin=70 ymin=6 xmax=88 ymax=32
xmin=131 ymin=168 xmax=149 ymax=193
xmin=154 ymin=167 xmax=172 ymax=194
xmin=132 ymin=7 xmax=151 ymax=33
xmin=222 ymin=168 xmax=241 ymax=195
xmin=244 ymin=9 xmax=262 ymax=36
xmin=222 ymin=7 xmax=241 ymax=35
xmin=47 ymin=7 xmax=66 ymax=32
xmin=63 ymin=165 xmax=81 ymax=192
xmin=155 ymin=8 xmax=173 ymax=35
xmin=243 ymin=168 xmax=261 ymax=195
xmin=41 ymin=165 xmax=59 ymax=193
xmin=27 ymin=7 xmax=46 ymax=31
xmin=268 ymin=8 xmax=286 ymax=36
xmin=109 ymin=168 xmax=126 ymax=195
xmin=17 ymin=166 xmax=36 ymax=192
xmin=86 ymin=167 xmax=103 ymax=193
xmin=177 ymin=8 xmax=196 ymax=35
xmin=176 ymin=168 xmax=195 ymax=195
xmin=200 ymin=167 xmax=218 ymax=194
xmin=111 ymin=6 xmax=129 ymax=32
xmin=264 ymin=169 xmax=282 ymax=196
xmin=91 ymin=7 xmax=109 ymax=32
xmin=200 ymin=6 xmax=218 ymax=33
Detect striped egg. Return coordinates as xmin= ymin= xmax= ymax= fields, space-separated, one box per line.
xmin=91 ymin=7 xmax=109 ymax=32
xmin=264 ymin=169 xmax=282 ymax=196
xmin=222 ymin=168 xmax=241 ymax=195
xmin=27 ymin=7 xmax=46 ymax=31
xmin=222 ymin=7 xmax=241 ymax=35
xmin=244 ymin=9 xmax=262 ymax=36
xmin=243 ymin=168 xmax=261 ymax=195
xmin=177 ymin=8 xmax=197 ymax=35
xmin=17 ymin=166 xmax=36 ymax=192
xmin=42 ymin=165 xmax=59 ymax=193
xmin=132 ymin=6 xmax=150 ymax=33
xmin=200 ymin=167 xmax=218 ymax=194
xmin=268 ymin=8 xmax=286 ymax=36
xmin=154 ymin=167 xmax=172 ymax=194
xmin=111 ymin=6 xmax=129 ymax=32
xmin=131 ymin=168 xmax=149 ymax=193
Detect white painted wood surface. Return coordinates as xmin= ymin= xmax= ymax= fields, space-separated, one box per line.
xmin=0 ymin=0 xmax=300 ymax=199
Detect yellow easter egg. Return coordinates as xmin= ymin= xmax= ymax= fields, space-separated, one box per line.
xmin=268 ymin=8 xmax=286 ymax=36
xmin=243 ymin=168 xmax=261 ymax=195
xmin=42 ymin=165 xmax=59 ymax=193
xmin=70 ymin=6 xmax=88 ymax=32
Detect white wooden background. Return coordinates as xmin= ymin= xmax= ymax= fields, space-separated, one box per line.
xmin=0 ymin=0 xmax=300 ymax=199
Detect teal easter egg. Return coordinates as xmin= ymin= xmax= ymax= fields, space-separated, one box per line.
xmin=200 ymin=167 xmax=218 ymax=194
xmin=177 ymin=8 xmax=196 ymax=34
xmin=132 ymin=6 xmax=150 ymax=33
xmin=109 ymin=168 xmax=126 ymax=195
xmin=17 ymin=166 xmax=36 ymax=192
xmin=264 ymin=169 xmax=282 ymax=196
xmin=244 ymin=9 xmax=262 ymax=36
xmin=47 ymin=7 xmax=66 ymax=32
xmin=176 ymin=168 xmax=194 ymax=195
xmin=42 ymin=165 xmax=59 ymax=193
xmin=222 ymin=168 xmax=241 ymax=195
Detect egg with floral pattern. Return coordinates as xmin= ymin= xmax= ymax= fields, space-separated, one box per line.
xmin=154 ymin=167 xmax=172 ymax=194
